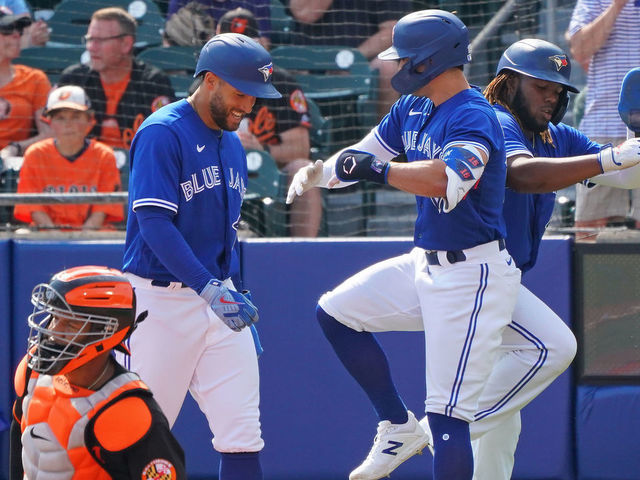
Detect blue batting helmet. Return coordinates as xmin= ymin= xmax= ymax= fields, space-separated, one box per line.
xmin=195 ymin=33 xmax=281 ymax=99
xmin=497 ymin=38 xmax=579 ymax=124
xmin=378 ymin=10 xmax=471 ymax=94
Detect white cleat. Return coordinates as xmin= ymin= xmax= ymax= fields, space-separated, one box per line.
xmin=349 ymin=411 xmax=434 ymax=480
xmin=418 ymin=415 xmax=435 ymax=455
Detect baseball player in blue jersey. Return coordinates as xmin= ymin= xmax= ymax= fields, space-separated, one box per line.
xmin=296 ymin=36 xmax=640 ymax=480
xmin=468 ymin=39 xmax=640 ymax=480
xmin=288 ymin=10 xmax=522 ymax=480
xmin=120 ymin=33 xmax=280 ymax=480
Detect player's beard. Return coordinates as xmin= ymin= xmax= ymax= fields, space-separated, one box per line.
xmin=208 ymin=91 xmax=241 ymax=131
xmin=511 ymin=87 xmax=549 ymax=134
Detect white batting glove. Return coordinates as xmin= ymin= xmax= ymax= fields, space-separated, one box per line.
xmin=597 ymin=138 xmax=640 ymax=173
xmin=286 ymin=159 xmax=324 ymax=204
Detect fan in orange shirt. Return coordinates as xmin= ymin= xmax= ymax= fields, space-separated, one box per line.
xmin=0 ymin=6 xmax=51 ymax=160
xmin=14 ymin=85 xmax=124 ymax=230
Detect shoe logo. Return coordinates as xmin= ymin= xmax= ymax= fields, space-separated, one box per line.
xmin=197 ymin=144 xmax=205 ymax=152
xmin=29 ymin=428 xmax=49 ymax=442
xmin=506 ymin=257 xmax=512 ymax=266
xmin=382 ymin=440 xmax=403 ymax=456
xmin=408 ymin=110 xmax=421 ymax=116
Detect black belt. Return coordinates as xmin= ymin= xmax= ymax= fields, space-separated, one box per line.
xmin=150 ymin=279 xmax=189 ymax=288
xmin=425 ymin=238 xmax=506 ymax=266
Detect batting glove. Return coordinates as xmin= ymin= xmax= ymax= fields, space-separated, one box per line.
xmin=334 ymin=149 xmax=389 ymax=184
xmin=597 ymin=138 xmax=640 ymax=173
xmin=199 ymin=279 xmax=258 ymax=332
xmin=286 ymin=159 xmax=324 ymax=204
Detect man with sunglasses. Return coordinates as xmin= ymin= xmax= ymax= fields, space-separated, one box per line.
xmin=58 ymin=7 xmax=175 ymax=150
xmin=0 ymin=0 xmax=49 ymax=47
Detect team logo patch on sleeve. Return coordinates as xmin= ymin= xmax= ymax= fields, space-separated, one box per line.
xmin=289 ymin=89 xmax=308 ymax=114
xmin=141 ymin=458 xmax=177 ymax=479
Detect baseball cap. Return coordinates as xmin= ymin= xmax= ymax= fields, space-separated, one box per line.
xmin=45 ymin=85 xmax=92 ymax=115
xmin=0 ymin=6 xmax=32 ymax=30
xmin=218 ymin=8 xmax=259 ymax=39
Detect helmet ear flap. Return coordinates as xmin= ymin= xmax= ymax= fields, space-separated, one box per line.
xmin=551 ymin=89 xmax=570 ymax=125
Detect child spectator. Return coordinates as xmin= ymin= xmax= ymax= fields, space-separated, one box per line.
xmin=14 ymin=85 xmax=124 ymax=230
xmin=0 ymin=6 xmax=51 ymax=163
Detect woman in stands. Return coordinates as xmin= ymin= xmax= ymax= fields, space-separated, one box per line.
xmin=0 ymin=6 xmax=51 ymax=164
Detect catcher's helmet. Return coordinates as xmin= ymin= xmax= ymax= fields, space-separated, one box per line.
xmin=27 ymin=266 xmax=139 ymax=375
xmin=378 ymin=10 xmax=471 ymax=94
xmin=194 ymin=33 xmax=281 ymax=99
xmin=497 ymin=38 xmax=579 ymax=124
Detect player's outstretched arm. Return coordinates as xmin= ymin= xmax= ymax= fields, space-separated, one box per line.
xmin=286 ymin=128 xmax=398 ymax=204
xmin=587 ymin=138 xmax=640 ymax=189
xmin=507 ymin=138 xmax=640 ymax=193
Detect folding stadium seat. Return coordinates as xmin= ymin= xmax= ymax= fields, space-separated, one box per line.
xmin=47 ymin=0 xmax=164 ymax=48
xmin=136 ymin=45 xmax=200 ymax=98
xmin=270 ymin=45 xmax=378 ymax=153
xmin=242 ymin=149 xmax=287 ymax=236
xmin=15 ymin=45 xmax=87 ymax=85
xmin=269 ymin=0 xmax=293 ymax=47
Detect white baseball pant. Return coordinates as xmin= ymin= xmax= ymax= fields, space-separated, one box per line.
xmin=319 ymin=240 xmax=521 ymax=423
xmin=119 ymin=273 xmax=264 ymax=453
xmin=471 ymin=284 xmax=576 ymax=479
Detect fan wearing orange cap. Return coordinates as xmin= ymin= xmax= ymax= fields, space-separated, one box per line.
xmin=9 ymin=265 xmax=186 ymax=480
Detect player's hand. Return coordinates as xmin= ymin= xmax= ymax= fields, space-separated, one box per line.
xmin=334 ymin=149 xmax=389 ymax=184
xmin=199 ymin=279 xmax=259 ymax=332
xmin=598 ymin=138 xmax=640 ymax=173
xmin=286 ymin=159 xmax=324 ymax=204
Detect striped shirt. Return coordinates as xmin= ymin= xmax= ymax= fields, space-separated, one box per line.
xmin=568 ymin=0 xmax=640 ymax=138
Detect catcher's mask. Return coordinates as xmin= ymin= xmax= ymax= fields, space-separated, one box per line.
xmin=27 ymin=265 xmax=145 ymax=375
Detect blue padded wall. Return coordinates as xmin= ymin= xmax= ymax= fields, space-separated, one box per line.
xmin=576 ymin=385 xmax=640 ymax=480
xmin=1 ymin=237 xmax=575 ymax=479
xmin=0 ymin=240 xmax=12 ymax=474
xmin=514 ymin=236 xmax=574 ymax=480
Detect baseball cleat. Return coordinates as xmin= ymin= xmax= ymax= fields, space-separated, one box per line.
xmin=418 ymin=415 xmax=435 ymax=455
xmin=349 ymin=410 xmax=433 ymax=480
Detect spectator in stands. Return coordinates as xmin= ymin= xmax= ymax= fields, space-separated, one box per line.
xmin=14 ymin=85 xmax=124 ymax=230
xmin=0 ymin=6 xmax=51 ymax=164
xmin=285 ymin=0 xmax=412 ymax=119
xmin=167 ymin=0 xmax=272 ymax=49
xmin=217 ymin=8 xmax=322 ymax=237
xmin=162 ymin=1 xmax=216 ymax=47
xmin=58 ymin=7 xmax=175 ymax=150
xmin=0 ymin=0 xmax=50 ymax=47
xmin=567 ymin=0 xmax=640 ymax=230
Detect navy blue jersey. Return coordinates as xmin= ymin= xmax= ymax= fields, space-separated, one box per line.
xmin=375 ymin=89 xmax=507 ymax=251
xmin=495 ymin=105 xmax=601 ymax=272
xmin=123 ymin=99 xmax=247 ymax=282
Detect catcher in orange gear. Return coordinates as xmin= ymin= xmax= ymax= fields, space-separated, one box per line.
xmin=9 ymin=266 xmax=186 ymax=480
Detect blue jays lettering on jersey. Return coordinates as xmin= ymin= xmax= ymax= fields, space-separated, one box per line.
xmin=495 ymin=104 xmax=601 ymax=272
xmin=123 ymin=99 xmax=248 ymax=282
xmin=375 ymin=88 xmax=507 ymax=251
